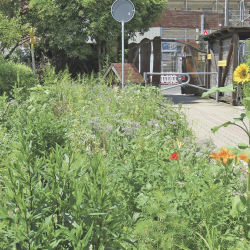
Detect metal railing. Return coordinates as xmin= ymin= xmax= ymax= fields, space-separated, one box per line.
xmin=143 ymin=72 xmax=219 ymax=102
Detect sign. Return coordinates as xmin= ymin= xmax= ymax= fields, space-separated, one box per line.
xmin=218 ymin=60 xmax=227 ymax=67
xmin=204 ymin=30 xmax=208 ymax=35
xmin=111 ymin=0 xmax=135 ymax=89
xmin=207 ymin=54 xmax=211 ymax=60
xmin=111 ymin=0 xmax=135 ymax=22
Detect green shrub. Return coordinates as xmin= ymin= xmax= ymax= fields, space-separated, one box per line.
xmin=0 ymin=58 xmax=34 ymax=96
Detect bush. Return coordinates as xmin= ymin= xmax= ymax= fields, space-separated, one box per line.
xmin=0 ymin=58 xmax=35 ymax=96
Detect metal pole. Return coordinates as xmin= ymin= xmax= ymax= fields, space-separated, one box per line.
xmin=224 ymin=0 xmax=229 ymax=26
xmin=143 ymin=72 xmax=147 ymax=86
xmin=122 ymin=21 xmax=124 ymax=89
xmin=31 ymin=45 xmax=36 ymax=79
xmin=139 ymin=46 xmax=141 ymax=73
xmin=201 ymin=15 xmax=204 ymax=34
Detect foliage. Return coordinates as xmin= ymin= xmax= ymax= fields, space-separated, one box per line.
xmin=0 ymin=58 xmax=35 ymax=96
xmin=29 ymin=0 xmax=167 ymax=72
xmin=202 ymin=63 xmax=250 ymax=246
xmin=0 ymin=0 xmax=32 ymax=58
xmin=0 ymin=70 xmax=250 ymax=249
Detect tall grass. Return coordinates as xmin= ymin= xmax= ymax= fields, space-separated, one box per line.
xmin=0 ymin=68 xmax=249 ymax=249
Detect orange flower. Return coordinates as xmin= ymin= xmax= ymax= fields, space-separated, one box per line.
xmin=238 ymin=153 xmax=250 ymax=163
xmin=217 ymin=146 xmax=236 ymax=164
xmin=170 ymin=152 xmax=179 ymax=160
xmin=209 ymin=146 xmax=236 ymax=164
xmin=209 ymin=152 xmax=220 ymax=162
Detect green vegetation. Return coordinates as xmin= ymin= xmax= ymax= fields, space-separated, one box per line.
xmin=0 ymin=68 xmax=249 ymax=249
xmin=0 ymin=58 xmax=34 ymax=95
xmin=0 ymin=0 xmax=168 ymax=74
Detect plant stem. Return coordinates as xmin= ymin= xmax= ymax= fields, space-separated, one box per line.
xmin=247 ymin=163 xmax=250 ymax=194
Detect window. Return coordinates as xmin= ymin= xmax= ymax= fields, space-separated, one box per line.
xmin=202 ymin=8 xmax=212 ymax=12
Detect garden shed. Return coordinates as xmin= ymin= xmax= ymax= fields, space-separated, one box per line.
xmin=203 ymin=27 xmax=250 ymax=105
xmin=102 ymin=63 xmax=145 ymax=85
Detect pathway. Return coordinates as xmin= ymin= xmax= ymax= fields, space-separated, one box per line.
xmin=162 ymin=87 xmax=249 ymax=150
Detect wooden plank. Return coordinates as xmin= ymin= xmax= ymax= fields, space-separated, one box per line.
xmin=232 ymin=33 xmax=239 ymax=105
xmin=187 ymin=45 xmax=203 ymax=86
xmin=219 ymin=39 xmax=223 ymax=87
xmin=220 ymin=43 xmax=233 ymax=87
xmin=210 ymin=50 xmax=218 ymax=73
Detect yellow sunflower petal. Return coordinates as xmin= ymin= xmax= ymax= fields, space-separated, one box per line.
xmin=233 ymin=63 xmax=250 ymax=84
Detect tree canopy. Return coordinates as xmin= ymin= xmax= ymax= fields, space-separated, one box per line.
xmin=0 ymin=0 xmax=31 ymax=58
xmin=1 ymin=0 xmax=168 ymax=73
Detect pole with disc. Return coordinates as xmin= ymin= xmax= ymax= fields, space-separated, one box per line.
xmin=111 ymin=0 xmax=135 ymax=89
xmin=122 ymin=21 xmax=125 ymax=88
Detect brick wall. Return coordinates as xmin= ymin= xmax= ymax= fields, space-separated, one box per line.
xmin=153 ymin=10 xmax=225 ymax=29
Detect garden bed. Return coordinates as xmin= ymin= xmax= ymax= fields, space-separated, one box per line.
xmin=0 ymin=70 xmax=249 ymax=249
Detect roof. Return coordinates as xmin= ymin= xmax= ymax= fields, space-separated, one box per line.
xmin=203 ymin=26 xmax=250 ymax=41
xmin=102 ymin=63 xmax=145 ymax=83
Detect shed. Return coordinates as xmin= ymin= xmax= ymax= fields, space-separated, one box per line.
xmin=203 ymin=27 xmax=250 ymax=105
xmin=102 ymin=63 xmax=145 ymax=85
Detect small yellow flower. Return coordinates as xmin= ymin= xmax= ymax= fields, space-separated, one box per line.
xmin=196 ymin=121 xmax=199 ymax=124
xmin=186 ymin=128 xmax=189 ymax=130
xmin=179 ymin=116 xmax=182 ymax=118
xmin=210 ymin=186 xmax=216 ymax=189
xmin=123 ymin=227 xmax=127 ymax=230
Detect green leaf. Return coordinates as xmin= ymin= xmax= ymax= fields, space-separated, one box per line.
xmin=211 ymin=117 xmax=246 ymax=134
xmin=121 ymin=239 xmax=137 ymax=247
xmin=238 ymin=143 xmax=249 ymax=149
xmin=246 ymin=111 xmax=250 ymax=120
xmin=0 ymin=206 xmax=11 ymax=219
xmin=61 ymin=212 xmax=78 ymax=228
xmin=173 ymin=243 xmax=192 ymax=250
xmin=201 ymin=84 xmax=234 ymax=98
xmin=82 ymin=222 xmax=93 ymax=247
xmin=230 ymin=195 xmax=246 ymax=218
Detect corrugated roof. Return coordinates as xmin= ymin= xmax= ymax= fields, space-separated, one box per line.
xmin=102 ymin=63 xmax=145 ymax=83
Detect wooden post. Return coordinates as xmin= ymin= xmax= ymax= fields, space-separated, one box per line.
xmin=219 ymin=39 xmax=223 ymax=88
xmin=207 ymin=44 xmax=212 ymax=89
xmin=232 ymin=33 xmax=239 ymax=105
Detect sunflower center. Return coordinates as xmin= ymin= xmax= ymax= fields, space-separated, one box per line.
xmin=240 ymin=70 xmax=247 ymax=79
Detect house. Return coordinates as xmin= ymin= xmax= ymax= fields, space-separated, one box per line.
xmin=102 ymin=63 xmax=145 ymax=85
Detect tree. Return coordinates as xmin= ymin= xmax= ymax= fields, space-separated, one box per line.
xmin=29 ymin=0 xmax=167 ymax=72
xmin=0 ymin=0 xmax=31 ymax=59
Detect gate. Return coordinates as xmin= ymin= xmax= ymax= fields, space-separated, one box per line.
xmin=143 ymin=72 xmax=220 ymax=102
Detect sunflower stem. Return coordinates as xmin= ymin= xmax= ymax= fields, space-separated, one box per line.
xmin=247 ymin=163 xmax=250 ymax=194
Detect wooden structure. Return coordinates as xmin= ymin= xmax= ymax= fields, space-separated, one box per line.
xmin=102 ymin=63 xmax=144 ymax=85
xmin=203 ymin=27 xmax=250 ymax=105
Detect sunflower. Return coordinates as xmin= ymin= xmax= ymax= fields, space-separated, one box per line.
xmin=233 ymin=63 xmax=250 ymax=84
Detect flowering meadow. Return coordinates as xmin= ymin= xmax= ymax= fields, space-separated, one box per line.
xmin=0 ymin=68 xmax=250 ymax=249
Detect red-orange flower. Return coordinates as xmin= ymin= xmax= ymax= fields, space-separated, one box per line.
xmin=210 ymin=146 xmax=236 ymax=164
xmin=170 ymin=152 xmax=179 ymax=160
xmin=209 ymin=152 xmax=220 ymax=162
xmin=238 ymin=153 xmax=250 ymax=163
